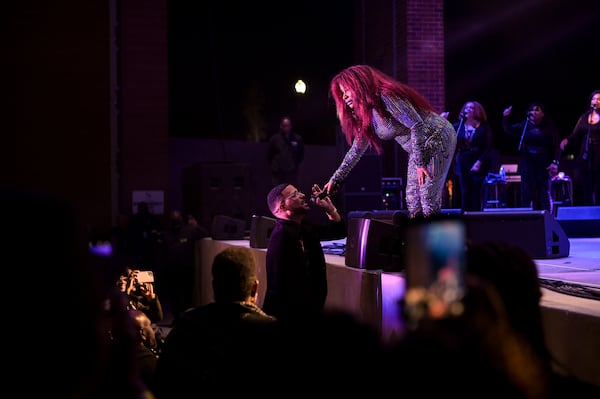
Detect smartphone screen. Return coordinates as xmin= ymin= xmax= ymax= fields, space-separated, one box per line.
xmin=402 ymin=215 xmax=466 ymax=325
xmin=136 ymin=270 xmax=155 ymax=283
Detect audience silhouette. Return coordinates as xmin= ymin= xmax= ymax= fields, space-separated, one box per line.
xmin=4 ymin=188 xmax=598 ymax=398
xmin=3 ymin=189 xmax=153 ymax=399
xmin=154 ymin=246 xmax=276 ymax=398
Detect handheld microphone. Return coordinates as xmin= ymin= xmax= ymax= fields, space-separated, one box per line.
xmin=309 ymin=190 xmax=329 ymax=204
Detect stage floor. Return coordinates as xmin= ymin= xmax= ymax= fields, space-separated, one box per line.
xmin=534 ymin=237 xmax=600 ymax=317
xmin=321 ymin=236 xmax=600 ymax=316
xmin=535 ymin=237 xmax=600 ymax=287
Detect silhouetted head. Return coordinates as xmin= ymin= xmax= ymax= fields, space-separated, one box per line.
xmin=211 ymin=246 xmax=259 ymax=303
xmin=465 ymin=240 xmax=550 ymax=364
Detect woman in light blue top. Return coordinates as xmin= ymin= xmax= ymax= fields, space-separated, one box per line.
xmin=323 ymin=65 xmax=456 ymax=218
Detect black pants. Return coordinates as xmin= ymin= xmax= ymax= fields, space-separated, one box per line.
xmin=519 ymin=153 xmax=551 ymax=211
xmin=579 ymin=143 xmax=600 ymax=205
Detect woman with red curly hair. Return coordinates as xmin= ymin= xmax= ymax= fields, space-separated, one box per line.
xmin=323 ymin=65 xmax=456 ymax=218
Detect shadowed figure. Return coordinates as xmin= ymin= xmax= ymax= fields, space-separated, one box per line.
xmin=2 ymin=189 xmax=152 ymax=399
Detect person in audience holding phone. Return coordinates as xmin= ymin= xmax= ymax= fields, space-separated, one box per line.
xmin=390 ymin=220 xmax=552 ymax=398
xmin=117 ymin=267 xmax=164 ymax=323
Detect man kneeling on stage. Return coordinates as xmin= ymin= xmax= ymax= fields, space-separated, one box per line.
xmin=263 ymin=183 xmax=346 ymax=320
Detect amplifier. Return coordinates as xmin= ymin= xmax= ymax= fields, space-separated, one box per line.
xmin=345 ymin=210 xmax=408 ymax=271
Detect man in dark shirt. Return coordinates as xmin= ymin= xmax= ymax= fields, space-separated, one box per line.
xmin=154 ymin=246 xmax=275 ymax=398
xmin=263 ymin=183 xmax=346 ymax=320
xmin=267 ymin=116 xmax=305 ymax=187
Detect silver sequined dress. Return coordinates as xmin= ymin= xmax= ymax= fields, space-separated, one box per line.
xmin=330 ymin=95 xmax=456 ymax=217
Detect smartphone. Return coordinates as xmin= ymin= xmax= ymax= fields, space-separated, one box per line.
xmin=136 ymin=270 xmax=155 ymax=284
xmin=402 ymin=215 xmax=466 ymax=325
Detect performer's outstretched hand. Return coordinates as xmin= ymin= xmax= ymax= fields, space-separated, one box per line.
xmin=323 ymin=180 xmax=337 ymax=195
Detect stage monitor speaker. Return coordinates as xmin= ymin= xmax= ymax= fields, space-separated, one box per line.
xmin=462 ymin=210 xmax=570 ymax=259
xmin=249 ymin=215 xmax=277 ymax=248
xmin=345 ymin=210 xmax=409 ymax=271
xmin=210 ymin=214 xmax=246 ymax=240
xmin=555 ymin=206 xmax=600 ymax=238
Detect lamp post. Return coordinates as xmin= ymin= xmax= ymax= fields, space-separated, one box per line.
xmin=294 ymin=79 xmax=306 ymax=94
xmin=293 ymin=79 xmax=307 ymax=134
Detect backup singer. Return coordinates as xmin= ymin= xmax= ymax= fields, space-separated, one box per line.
xmin=502 ymin=102 xmax=560 ymax=211
xmin=450 ymin=101 xmax=494 ymax=211
xmin=560 ymin=90 xmax=600 ymax=206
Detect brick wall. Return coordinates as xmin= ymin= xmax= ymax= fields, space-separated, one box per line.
xmin=405 ymin=0 xmax=446 ymax=112
xmin=118 ymin=0 xmax=170 ymax=220
xmin=356 ymin=0 xmax=446 ymax=178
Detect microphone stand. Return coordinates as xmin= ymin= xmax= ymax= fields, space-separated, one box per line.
xmin=583 ymin=108 xmax=593 ymax=160
xmin=518 ymin=116 xmax=529 ymax=152
xmin=456 ymin=113 xmax=465 ymax=138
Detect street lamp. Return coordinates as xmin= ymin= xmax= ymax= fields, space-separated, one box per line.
xmin=294 ymin=79 xmax=306 ymax=94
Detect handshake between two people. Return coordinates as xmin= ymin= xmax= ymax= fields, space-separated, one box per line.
xmin=310 ymin=180 xmax=340 ymax=204
xmin=310 ymin=182 xmax=341 ymax=222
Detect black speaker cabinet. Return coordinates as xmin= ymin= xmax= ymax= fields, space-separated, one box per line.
xmin=462 ymin=210 xmax=570 ymax=259
xmin=210 ymin=214 xmax=247 ymax=240
xmin=555 ymin=206 xmax=600 ymax=238
xmin=182 ymin=162 xmax=251 ymax=231
xmin=345 ymin=210 xmax=409 ymax=271
xmin=249 ymin=215 xmax=277 ymax=248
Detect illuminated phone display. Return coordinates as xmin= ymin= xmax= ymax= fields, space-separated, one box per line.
xmin=403 ymin=215 xmax=466 ymax=324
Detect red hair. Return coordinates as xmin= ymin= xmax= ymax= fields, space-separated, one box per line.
xmin=329 ymin=65 xmax=436 ymax=153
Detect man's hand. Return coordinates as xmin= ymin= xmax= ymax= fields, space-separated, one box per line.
xmin=140 ymin=282 xmax=156 ymax=300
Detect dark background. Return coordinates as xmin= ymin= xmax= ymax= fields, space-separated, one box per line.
xmin=168 ymin=1 xmax=354 ymax=145
xmin=444 ymin=0 xmax=599 ymax=157
xmin=168 ymin=0 xmax=600 ymax=158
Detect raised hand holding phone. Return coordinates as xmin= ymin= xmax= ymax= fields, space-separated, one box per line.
xmin=402 ymin=215 xmax=467 ymax=327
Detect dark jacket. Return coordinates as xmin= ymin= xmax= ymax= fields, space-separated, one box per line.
xmin=267 ymin=131 xmax=305 ymax=183
xmin=154 ymin=302 xmax=275 ymax=398
xmin=453 ymin=120 xmax=494 ymax=178
xmin=262 ymin=217 xmax=346 ymax=320
xmin=502 ymin=116 xmax=560 ymax=166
